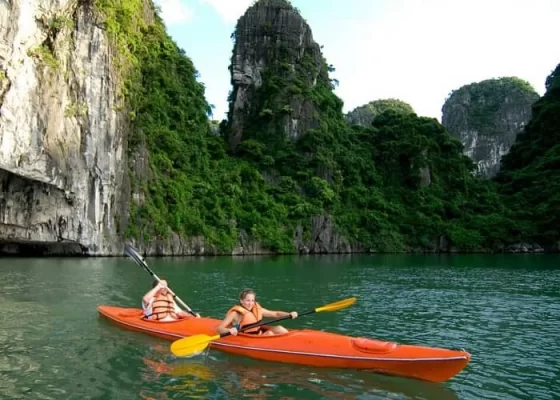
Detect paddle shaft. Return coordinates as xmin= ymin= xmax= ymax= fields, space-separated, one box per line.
xmin=124 ymin=244 xmax=197 ymax=316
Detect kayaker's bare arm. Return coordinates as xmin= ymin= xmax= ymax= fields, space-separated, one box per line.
xmin=261 ymin=308 xmax=298 ymax=319
xmin=142 ymin=281 xmax=166 ymax=306
xmin=217 ymin=311 xmax=239 ymax=336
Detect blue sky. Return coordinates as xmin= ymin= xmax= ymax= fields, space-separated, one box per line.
xmin=155 ymin=0 xmax=560 ymax=122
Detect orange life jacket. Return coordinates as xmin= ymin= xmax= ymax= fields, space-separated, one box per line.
xmin=228 ymin=302 xmax=263 ymax=333
xmin=146 ymin=293 xmax=178 ymax=321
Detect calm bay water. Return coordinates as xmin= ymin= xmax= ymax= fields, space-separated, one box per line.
xmin=0 ymin=254 xmax=559 ymax=399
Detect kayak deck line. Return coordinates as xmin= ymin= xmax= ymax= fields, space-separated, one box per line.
xmin=211 ymin=341 xmax=470 ymax=362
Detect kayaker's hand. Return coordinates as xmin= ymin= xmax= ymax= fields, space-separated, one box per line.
xmin=290 ymin=311 xmax=298 ymax=319
xmin=229 ymin=327 xmax=238 ymax=336
xmin=158 ymin=280 xmax=168 ymax=289
xmin=194 ymin=313 xmax=201 ymax=318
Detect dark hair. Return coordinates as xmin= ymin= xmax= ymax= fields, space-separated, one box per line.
xmin=152 ymin=279 xmax=161 ymax=288
xmin=239 ymin=288 xmax=256 ymax=300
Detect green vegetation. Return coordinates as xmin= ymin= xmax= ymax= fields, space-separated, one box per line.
xmin=224 ymin=4 xmax=513 ymax=252
xmin=93 ymin=0 xmax=557 ymax=253
xmin=27 ymin=45 xmax=60 ymax=69
xmin=37 ymin=13 xmax=74 ymax=33
xmin=335 ymin=111 xmax=514 ymax=251
xmin=346 ymin=99 xmax=414 ymax=126
xmin=94 ymin=0 xmax=306 ymax=251
xmin=28 ymin=9 xmax=74 ymax=71
xmin=95 ymin=1 xmax=215 ymax=241
xmin=495 ymin=64 xmax=560 ymax=247
xmin=93 ymin=0 xmax=148 ymax=98
xmin=64 ymin=102 xmax=88 ymax=117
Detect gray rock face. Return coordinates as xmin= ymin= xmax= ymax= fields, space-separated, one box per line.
xmin=442 ymin=77 xmax=539 ymax=178
xmin=295 ymin=215 xmax=352 ymax=254
xmin=0 ymin=0 xmax=129 ymax=255
xmin=227 ymin=0 xmax=325 ymax=152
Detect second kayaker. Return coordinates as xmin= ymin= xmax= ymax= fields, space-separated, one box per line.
xmin=216 ymin=288 xmax=298 ymax=336
xmin=142 ymin=279 xmax=200 ymax=321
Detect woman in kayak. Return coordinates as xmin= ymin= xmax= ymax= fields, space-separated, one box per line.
xmin=216 ymin=288 xmax=298 ymax=336
xmin=142 ymin=279 xmax=200 ymax=321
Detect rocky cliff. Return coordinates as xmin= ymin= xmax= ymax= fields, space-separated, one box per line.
xmin=0 ymin=0 xmax=129 ymax=255
xmin=226 ymin=0 xmax=328 ymax=152
xmin=345 ymin=99 xmax=414 ymax=127
xmin=222 ymin=0 xmax=356 ymax=254
xmin=441 ymin=77 xmax=539 ymax=178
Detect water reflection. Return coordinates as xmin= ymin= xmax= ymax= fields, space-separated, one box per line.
xmin=141 ymin=351 xmax=459 ymax=400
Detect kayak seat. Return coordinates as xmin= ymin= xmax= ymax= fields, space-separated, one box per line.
xmin=351 ymin=338 xmax=398 ymax=354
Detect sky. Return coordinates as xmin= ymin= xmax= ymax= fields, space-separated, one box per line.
xmin=154 ymin=0 xmax=560 ymax=122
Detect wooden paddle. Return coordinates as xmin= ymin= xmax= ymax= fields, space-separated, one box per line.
xmin=124 ymin=243 xmax=198 ymax=317
xmin=170 ymin=296 xmax=357 ymax=357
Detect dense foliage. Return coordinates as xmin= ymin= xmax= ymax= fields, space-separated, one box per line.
xmin=95 ymin=0 xmax=314 ymax=252
xmin=95 ymin=0 xmax=558 ymax=253
xmin=335 ymin=111 xmax=517 ymax=251
xmin=495 ymin=64 xmax=560 ymax=246
xmin=345 ymin=99 xmax=414 ymax=127
xmin=223 ymin=0 xmax=515 ymax=252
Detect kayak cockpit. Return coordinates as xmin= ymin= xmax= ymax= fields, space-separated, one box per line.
xmin=116 ymin=308 xmax=194 ymax=324
xmin=352 ymin=337 xmax=398 ymax=354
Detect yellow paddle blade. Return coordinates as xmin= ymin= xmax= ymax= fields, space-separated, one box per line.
xmin=170 ymin=333 xmax=219 ymax=357
xmin=315 ymin=297 xmax=357 ymax=313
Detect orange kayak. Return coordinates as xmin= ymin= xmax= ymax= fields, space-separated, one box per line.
xmin=97 ymin=305 xmax=470 ymax=382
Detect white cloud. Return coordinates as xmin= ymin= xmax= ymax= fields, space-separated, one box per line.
xmin=200 ymin=0 xmax=252 ymax=23
xmin=327 ymin=0 xmax=560 ymax=120
xmin=154 ymin=0 xmax=193 ymax=25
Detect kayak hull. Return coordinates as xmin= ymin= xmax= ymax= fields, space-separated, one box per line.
xmin=97 ymin=305 xmax=470 ymax=382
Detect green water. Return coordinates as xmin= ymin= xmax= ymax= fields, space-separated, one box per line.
xmin=0 ymin=254 xmax=559 ymax=399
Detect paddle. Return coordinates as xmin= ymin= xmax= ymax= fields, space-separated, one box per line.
xmin=170 ymin=296 xmax=357 ymax=357
xmin=124 ymin=243 xmax=198 ymax=317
